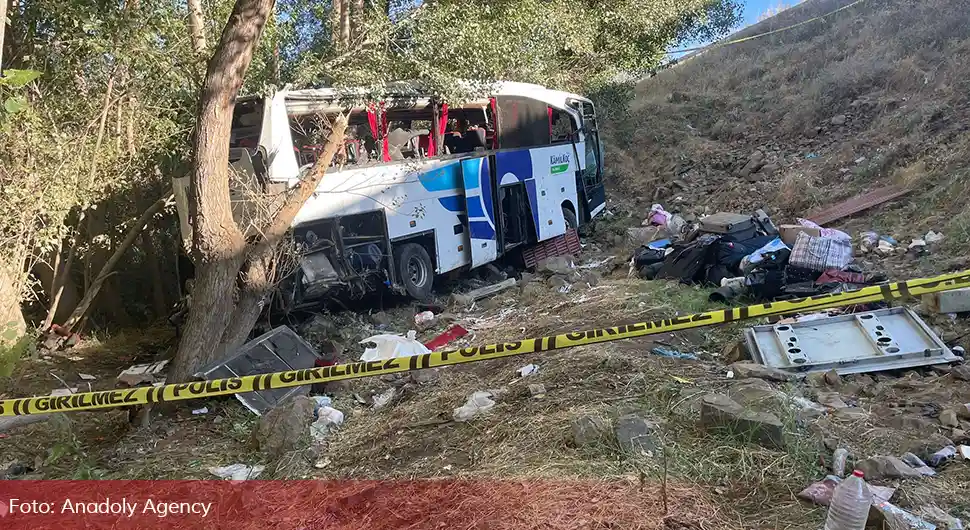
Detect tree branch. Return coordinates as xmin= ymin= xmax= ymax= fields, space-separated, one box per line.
xmin=248 ymin=114 xmax=348 ymax=259
xmin=63 ymin=190 xmax=171 ymax=332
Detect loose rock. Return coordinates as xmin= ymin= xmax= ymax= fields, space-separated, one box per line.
xmin=700 ymin=393 xmax=785 ymax=449
xmin=729 ymin=362 xmax=797 ymax=382
xmin=528 ymin=383 xmax=546 ymax=398
xmin=727 ymin=379 xmax=787 ymax=411
xmin=855 ymin=455 xmax=923 ymax=480
xmin=614 ymin=414 xmax=659 ymax=455
xmin=572 ymin=415 xmax=611 ymax=447
xmin=951 ymin=364 xmax=970 ymax=381
xmin=536 ymin=255 xmax=574 ymax=276
xmin=830 ymin=114 xmax=847 ymax=126
xmin=816 ymin=392 xmax=849 ymax=409
xmin=409 ymin=368 xmax=440 ymax=385
xmin=252 ymin=396 xmax=315 ymax=458
xmin=940 ymin=409 xmax=960 ymax=428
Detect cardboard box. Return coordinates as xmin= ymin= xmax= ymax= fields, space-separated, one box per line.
xmin=779 ymin=224 xmax=822 ymax=246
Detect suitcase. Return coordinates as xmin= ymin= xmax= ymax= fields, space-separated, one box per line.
xmin=698 ymin=212 xmax=760 ymax=241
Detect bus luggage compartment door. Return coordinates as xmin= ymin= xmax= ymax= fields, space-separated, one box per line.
xmin=461 ymin=156 xmax=498 ymax=268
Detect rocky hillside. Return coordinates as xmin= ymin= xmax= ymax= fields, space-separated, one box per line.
xmin=605 ymin=0 xmax=970 ymax=269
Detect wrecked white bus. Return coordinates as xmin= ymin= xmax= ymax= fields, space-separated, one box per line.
xmin=173 ymin=81 xmax=606 ymax=310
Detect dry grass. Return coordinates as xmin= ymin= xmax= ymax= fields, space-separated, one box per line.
xmin=317 ymin=277 xmax=829 ymax=529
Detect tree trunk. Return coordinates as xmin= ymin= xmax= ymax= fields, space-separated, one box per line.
xmin=339 ymin=0 xmax=351 ymax=48
xmin=140 ymin=230 xmax=169 ymax=318
xmin=0 ymin=259 xmax=26 ymax=344
xmin=37 ymin=245 xmax=80 ymax=328
xmin=64 ymin=193 xmax=169 ymax=333
xmin=352 ymin=0 xmax=365 ymax=40
xmin=168 ymin=0 xmax=277 ymax=383
xmin=210 ymin=115 xmax=348 ymax=362
xmin=0 ymin=0 xmax=8 ymax=69
xmin=187 ymin=0 xmax=208 ymax=54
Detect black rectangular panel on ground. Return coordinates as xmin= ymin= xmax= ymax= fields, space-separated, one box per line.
xmin=195 ymin=326 xmax=323 ymax=415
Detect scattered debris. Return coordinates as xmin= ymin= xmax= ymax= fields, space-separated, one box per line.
xmin=871 ymin=502 xmax=937 ymax=530
xmin=423 ymin=324 xmax=468 ymax=350
xmin=371 ymin=388 xmax=396 ymax=409
xmin=414 ymin=311 xmax=436 ymax=331
xmin=310 ymin=405 xmax=344 ymax=443
xmin=928 ymin=446 xmax=958 ymax=467
xmin=650 ymin=346 xmax=698 ymax=361
xmin=49 ymin=388 xmax=78 ymax=397
xmin=832 ymin=448 xmax=849 ymax=477
xmin=191 ymin=407 xmax=208 ymax=415
xmin=855 ymin=455 xmax=924 ymax=480
xmin=516 ymin=364 xmax=539 ymax=377
xmin=117 ymin=360 xmax=169 ymax=387
xmin=198 ymin=326 xmax=323 ymax=415
xmin=453 ymin=391 xmax=496 ymax=422
xmin=745 ymin=308 xmax=959 ymax=375
xmin=521 ymin=229 xmax=582 ymax=269
xmin=528 ymin=383 xmax=546 ymax=398
xmin=924 ymin=288 xmax=970 ymax=314
xmin=208 ymin=464 xmax=265 ymax=481
xmin=918 ymin=506 xmax=964 ymax=530
xmin=797 ymin=475 xmax=895 ymax=506
xmin=78 ymin=373 xmax=96 ymax=381
xmin=925 ymin=230 xmax=945 ymax=244
xmin=806 ymin=184 xmax=912 ymax=226
xmin=899 ymin=453 xmax=937 ymax=476
xmin=452 ymin=278 xmax=517 ymax=306
xmin=360 ymin=331 xmax=431 ymax=362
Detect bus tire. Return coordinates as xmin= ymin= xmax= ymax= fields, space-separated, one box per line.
xmin=394 ymin=242 xmax=434 ymax=300
xmin=562 ymin=205 xmax=578 ymax=230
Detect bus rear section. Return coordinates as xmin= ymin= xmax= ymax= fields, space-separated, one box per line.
xmin=172 ymin=82 xmax=606 ymax=311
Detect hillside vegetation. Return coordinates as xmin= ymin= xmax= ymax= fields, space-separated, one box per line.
xmin=608 ymin=0 xmax=970 ymax=263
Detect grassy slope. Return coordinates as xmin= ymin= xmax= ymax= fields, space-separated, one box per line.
xmin=606 ymin=0 xmax=970 ymax=260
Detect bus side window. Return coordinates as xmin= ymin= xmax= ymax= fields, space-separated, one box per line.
xmin=549 ymin=107 xmax=576 ymax=144
xmin=494 ymin=96 xmax=550 ymax=150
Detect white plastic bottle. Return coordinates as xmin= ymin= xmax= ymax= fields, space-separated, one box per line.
xmin=823 ymin=470 xmax=872 ymax=530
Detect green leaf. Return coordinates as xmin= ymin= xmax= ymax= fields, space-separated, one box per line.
xmin=0 ymin=69 xmax=42 ymax=88
xmin=1 ymin=328 xmax=16 ymax=341
xmin=3 ymin=96 xmax=27 ymax=114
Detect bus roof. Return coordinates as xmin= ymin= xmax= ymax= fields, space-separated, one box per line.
xmin=276 ymin=80 xmax=591 ymax=116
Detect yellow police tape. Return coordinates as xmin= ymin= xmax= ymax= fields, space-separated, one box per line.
xmin=3 ymin=269 xmax=969 ymax=417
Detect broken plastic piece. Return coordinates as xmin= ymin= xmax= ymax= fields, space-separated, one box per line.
xmin=208 ymin=464 xmax=264 ymax=481
xmin=423 ymin=324 xmax=469 ymax=350
xmin=453 ymin=391 xmax=496 ymax=422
